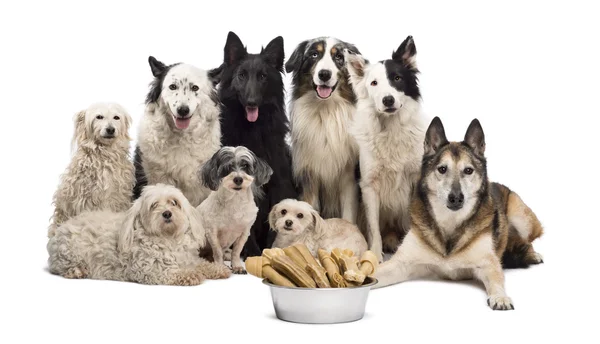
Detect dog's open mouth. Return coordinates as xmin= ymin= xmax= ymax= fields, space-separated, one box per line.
xmin=173 ymin=115 xmax=192 ymax=130
xmin=245 ymin=106 xmax=259 ymax=122
xmin=314 ymin=83 xmax=337 ymax=99
xmin=101 ymin=134 xmax=115 ymax=139
xmin=283 ymin=226 xmax=293 ymax=231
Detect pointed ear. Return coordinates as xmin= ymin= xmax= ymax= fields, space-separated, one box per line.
xmin=253 ymin=156 xmax=273 ymax=187
xmin=224 ymin=31 xmax=247 ymax=66
xmin=184 ymin=200 xmax=206 ymax=246
xmin=342 ymin=42 xmax=362 ymax=56
xmin=261 ymin=36 xmax=285 ymax=71
xmin=464 ymin=119 xmax=486 ymax=157
xmin=199 ymin=153 xmax=220 ymax=191
xmin=344 ymin=50 xmax=369 ymax=98
xmin=285 ymin=40 xmax=308 ymax=74
xmin=310 ymin=207 xmax=327 ymax=237
xmin=148 ymin=56 xmax=167 ymax=77
xmin=118 ymin=195 xmax=144 ymax=253
xmin=392 ymin=35 xmax=417 ymax=69
xmin=208 ymin=63 xmax=224 ymax=86
xmin=424 ymin=117 xmax=449 ymax=156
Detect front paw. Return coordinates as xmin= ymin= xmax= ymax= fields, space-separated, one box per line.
xmin=487 ymin=295 xmax=514 ymax=311
xmin=231 ymin=266 xmax=247 ymax=275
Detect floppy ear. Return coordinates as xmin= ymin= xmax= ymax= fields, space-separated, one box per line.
xmin=261 ymin=36 xmax=285 ymax=72
xmin=184 ymin=200 xmax=206 ymax=247
xmin=424 ymin=117 xmax=449 ymax=156
xmin=199 ymin=153 xmax=220 ymax=191
xmin=254 ymin=156 xmax=273 ymax=187
xmin=268 ymin=204 xmax=279 ymax=230
xmin=71 ymin=109 xmax=88 ymax=150
xmin=118 ymin=195 xmax=144 ymax=253
xmin=148 ymin=56 xmax=167 ymax=77
xmin=285 ymin=40 xmax=308 ymax=74
xmin=208 ymin=63 xmax=224 ymax=86
xmin=392 ymin=35 xmax=417 ymax=69
xmin=464 ymin=119 xmax=486 ymax=157
xmin=224 ymin=31 xmax=247 ymax=66
xmin=310 ymin=208 xmax=327 ymax=237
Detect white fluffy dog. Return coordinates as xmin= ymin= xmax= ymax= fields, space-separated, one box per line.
xmin=49 ymin=102 xmax=135 ymax=237
xmin=270 ymin=199 xmax=367 ymax=257
xmin=345 ymin=36 xmax=428 ymax=261
xmin=47 ymin=184 xmax=231 ymax=285
xmin=197 ymin=146 xmax=272 ymax=274
xmin=134 ymin=56 xmax=221 ymax=207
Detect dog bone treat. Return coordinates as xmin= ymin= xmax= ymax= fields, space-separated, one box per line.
xmin=318 ymin=249 xmax=347 ymax=288
xmin=359 ymin=251 xmax=379 ymax=277
xmin=262 ymin=248 xmax=286 ymax=262
xmin=245 ymin=256 xmax=264 ymax=278
xmin=247 ymin=255 xmax=296 ymax=287
xmin=293 ymin=244 xmax=322 ymax=268
xmin=340 ymin=256 xmax=367 ymax=284
xmin=306 ymin=264 xmax=331 ymax=288
xmin=283 ymin=246 xmax=308 ymax=270
xmin=272 ymin=255 xmax=317 ymax=288
xmin=330 ymin=248 xmax=346 ymax=266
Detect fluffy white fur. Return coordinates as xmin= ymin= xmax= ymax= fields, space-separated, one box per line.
xmin=47 ymin=184 xmax=231 ymax=285
xmin=270 ymin=199 xmax=367 ymax=257
xmin=346 ymin=51 xmax=427 ymax=262
xmin=137 ymin=63 xmax=221 ymax=207
xmin=49 ymin=102 xmax=135 ymax=237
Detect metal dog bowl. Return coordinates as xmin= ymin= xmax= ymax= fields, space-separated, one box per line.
xmin=263 ymin=277 xmax=377 ymax=324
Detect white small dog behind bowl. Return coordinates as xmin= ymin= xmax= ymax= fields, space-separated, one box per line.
xmin=270 ymin=199 xmax=368 ymax=257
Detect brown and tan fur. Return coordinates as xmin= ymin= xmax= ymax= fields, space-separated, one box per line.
xmin=374 ymin=117 xmax=543 ymax=310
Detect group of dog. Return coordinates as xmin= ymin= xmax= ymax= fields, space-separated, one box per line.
xmin=46 ymin=31 xmax=544 ymax=310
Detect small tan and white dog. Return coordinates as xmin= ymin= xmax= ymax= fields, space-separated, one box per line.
xmin=270 ymin=199 xmax=368 ymax=257
xmin=49 ymin=102 xmax=135 ymax=237
xmin=47 ymin=183 xmax=231 ymax=285
xmin=197 ymin=146 xmax=273 ymax=274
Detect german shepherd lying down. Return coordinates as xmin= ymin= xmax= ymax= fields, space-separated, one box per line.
xmin=374 ymin=117 xmax=544 ymax=310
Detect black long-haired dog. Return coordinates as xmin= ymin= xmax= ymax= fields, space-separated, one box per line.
xmin=210 ymin=31 xmax=298 ymax=258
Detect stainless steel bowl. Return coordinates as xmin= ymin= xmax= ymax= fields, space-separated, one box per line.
xmin=263 ymin=277 xmax=378 ymax=324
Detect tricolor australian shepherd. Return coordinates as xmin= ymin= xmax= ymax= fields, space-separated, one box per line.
xmin=210 ymin=32 xmax=298 ymax=258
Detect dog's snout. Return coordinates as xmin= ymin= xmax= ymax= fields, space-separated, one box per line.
xmin=447 ymin=192 xmax=464 ymax=208
xmin=318 ymin=69 xmax=332 ymax=82
xmin=162 ymin=210 xmax=172 ymax=219
xmin=246 ymin=100 xmax=258 ymax=108
xmin=382 ymin=96 xmax=395 ymax=107
xmin=177 ymin=105 xmax=190 ymax=117
xmin=233 ymin=177 xmax=243 ymax=185
xmin=105 ymin=127 xmax=115 ymax=135
xmin=285 ymin=220 xmax=293 ymax=227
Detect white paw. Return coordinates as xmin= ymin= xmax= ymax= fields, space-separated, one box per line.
xmin=487 ymin=295 xmax=514 ymax=311
xmin=530 ymin=252 xmax=544 ymax=264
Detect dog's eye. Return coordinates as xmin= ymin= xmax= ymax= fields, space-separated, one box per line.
xmin=394 ymin=75 xmax=401 ymax=81
xmin=113 ymin=116 xmax=120 ymax=120
xmin=258 ymin=73 xmax=266 ymax=80
xmin=238 ymin=71 xmax=246 ymax=79
xmin=96 ymin=115 xmax=104 ymax=120
xmin=151 ymin=202 xmax=158 ymax=209
xmin=297 ymin=213 xmax=304 ymax=219
xmin=281 ymin=209 xmax=287 ymax=215
xmin=169 ymin=84 xmax=177 ymax=90
xmin=171 ymin=199 xmax=179 ymax=207
xmin=191 ymin=85 xmax=199 ymax=92
xmin=370 ymin=80 xmax=377 ymax=86
xmin=437 ymin=166 xmax=447 ymax=174
xmin=311 ymin=52 xmax=318 ymax=58
xmin=464 ymin=167 xmax=474 ymax=175
xmin=335 ymin=53 xmax=344 ymax=61
xmin=241 ymin=162 xmax=250 ymax=169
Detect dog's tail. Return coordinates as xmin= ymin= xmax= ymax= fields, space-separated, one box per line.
xmin=132 ymin=146 xmax=147 ymax=201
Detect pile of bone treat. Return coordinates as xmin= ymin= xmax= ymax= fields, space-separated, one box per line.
xmin=246 ymin=244 xmax=378 ymax=288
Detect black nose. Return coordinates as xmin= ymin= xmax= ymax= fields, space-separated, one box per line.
xmin=285 ymin=220 xmax=293 ymax=227
xmin=177 ymin=105 xmax=189 ymax=117
xmin=233 ymin=177 xmax=243 ymax=186
xmin=382 ymin=96 xmax=395 ymax=107
xmin=162 ymin=210 xmax=172 ymax=219
xmin=105 ymin=127 xmax=115 ymax=135
xmin=246 ymin=100 xmax=257 ymax=108
xmin=448 ymin=192 xmax=465 ymax=205
xmin=318 ymin=69 xmax=332 ymax=82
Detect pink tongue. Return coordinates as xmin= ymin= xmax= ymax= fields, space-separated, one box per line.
xmin=246 ymin=107 xmax=259 ymax=122
xmin=317 ymin=86 xmax=333 ymax=98
xmin=175 ymin=117 xmax=191 ymax=129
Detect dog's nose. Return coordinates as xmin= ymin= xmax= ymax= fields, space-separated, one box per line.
xmin=318 ymin=69 xmax=332 ymax=82
xmin=448 ymin=192 xmax=465 ymax=206
xmin=105 ymin=127 xmax=115 ymax=135
xmin=285 ymin=220 xmax=293 ymax=227
xmin=233 ymin=177 xmax=243 ymax=186
xmin=382 ymin=96 xmax=395 ymax=107
xmin=246 ymin=100 xmax=258 ymax=108
xmin=162 ymin=210 xmax=172 ymax=219
xmin=177 ymin=105 xmax=190 ymax=117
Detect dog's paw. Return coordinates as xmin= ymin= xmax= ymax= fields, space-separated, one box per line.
xmin=487 ymin=295 xmax=514 ymax=311
xmin=173 ymin=271 xmax=205 ymax=286
xmin=231 ymin=266 xmax=247 ymax=275
xmin=527 ymin=252 xmax=544 ymax=265
xmin=63 ymin=266 xmax=88 ymax=279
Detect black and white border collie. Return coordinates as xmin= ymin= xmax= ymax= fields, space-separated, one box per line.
xmin=285 ymin=37 xmax=362 ymax=224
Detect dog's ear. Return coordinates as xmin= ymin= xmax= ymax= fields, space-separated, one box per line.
xmin=310 ymin=207 xmax=327 ymax=237
xmin=392 ymin=35 xmax=417 ymax=69
xmin=268 ymin=203 xmax=279 ymax=231
xmin=184 ymin=200 xmax=206 ymax=247
xmin=424 ymin=117 xmax=449 ymax=156
xmin=344 ymin=51 xmax=368 ymax=98
xmin=118 ymin=195 xmax=144 ymax=253
xmin=285 ymin=40 xmax=308 ymax=74
xmin=342 ymin=41 xmax=362 ymax=56
xmin=208 ymin=63 xmax=224 ymax=87
xmin=71 ymin=109 xmax=88 ymax=150
xmin=148 ymin=56 xmax=167 ymax=77
xmin=253 ymin=156 xmax=273 ymax=187
xmin=464 ymin=119 xmax=486 ymax=157
xmin=262 ymin=36 xmax=285 ymax=72
xmin=199 ymin=153 xmax=220 ymax=191
xmin=224 ymin=31 xmax=247 ymax=66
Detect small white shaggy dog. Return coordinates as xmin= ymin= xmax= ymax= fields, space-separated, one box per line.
xmin=345 ymin=36 xmax=428 ymax=262
xmin=47 ymin=184 xmax=231 ymax=285
xmin=134 ymin=56 xmax=221 ymax=207
xmin=270 ymin=199 xmax=368 ymax=257
xmin=49 ymin=102 xmax=135 ymax=237
xmin=197 ymin=146 xmax=272 ymax=274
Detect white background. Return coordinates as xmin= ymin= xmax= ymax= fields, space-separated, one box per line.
xmin=1 ymin=0 xmax=598 ymax=343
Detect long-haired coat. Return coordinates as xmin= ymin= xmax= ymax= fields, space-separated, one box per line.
xmin=133 ymin=56 xmax=221 ymax=207
xmin=211 ymin=32 xmax=298 ymax=258
xmin=285 ymin=37 xmax=362 ymax=223
xmin=49 ymin=102 xmax=135 ymax=237
xmin=345 ymin=36 xmax=428 ymax=261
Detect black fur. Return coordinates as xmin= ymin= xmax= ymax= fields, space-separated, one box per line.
xmin=501 ymin=243 xmax=533 ymax=269
xmin=383 ymin=36 xmax=420 ymax=101
xmin=213 ymin=31 xmax=298 ymax=258
xmin=132 ymin=146 xmax=146 ymax=200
